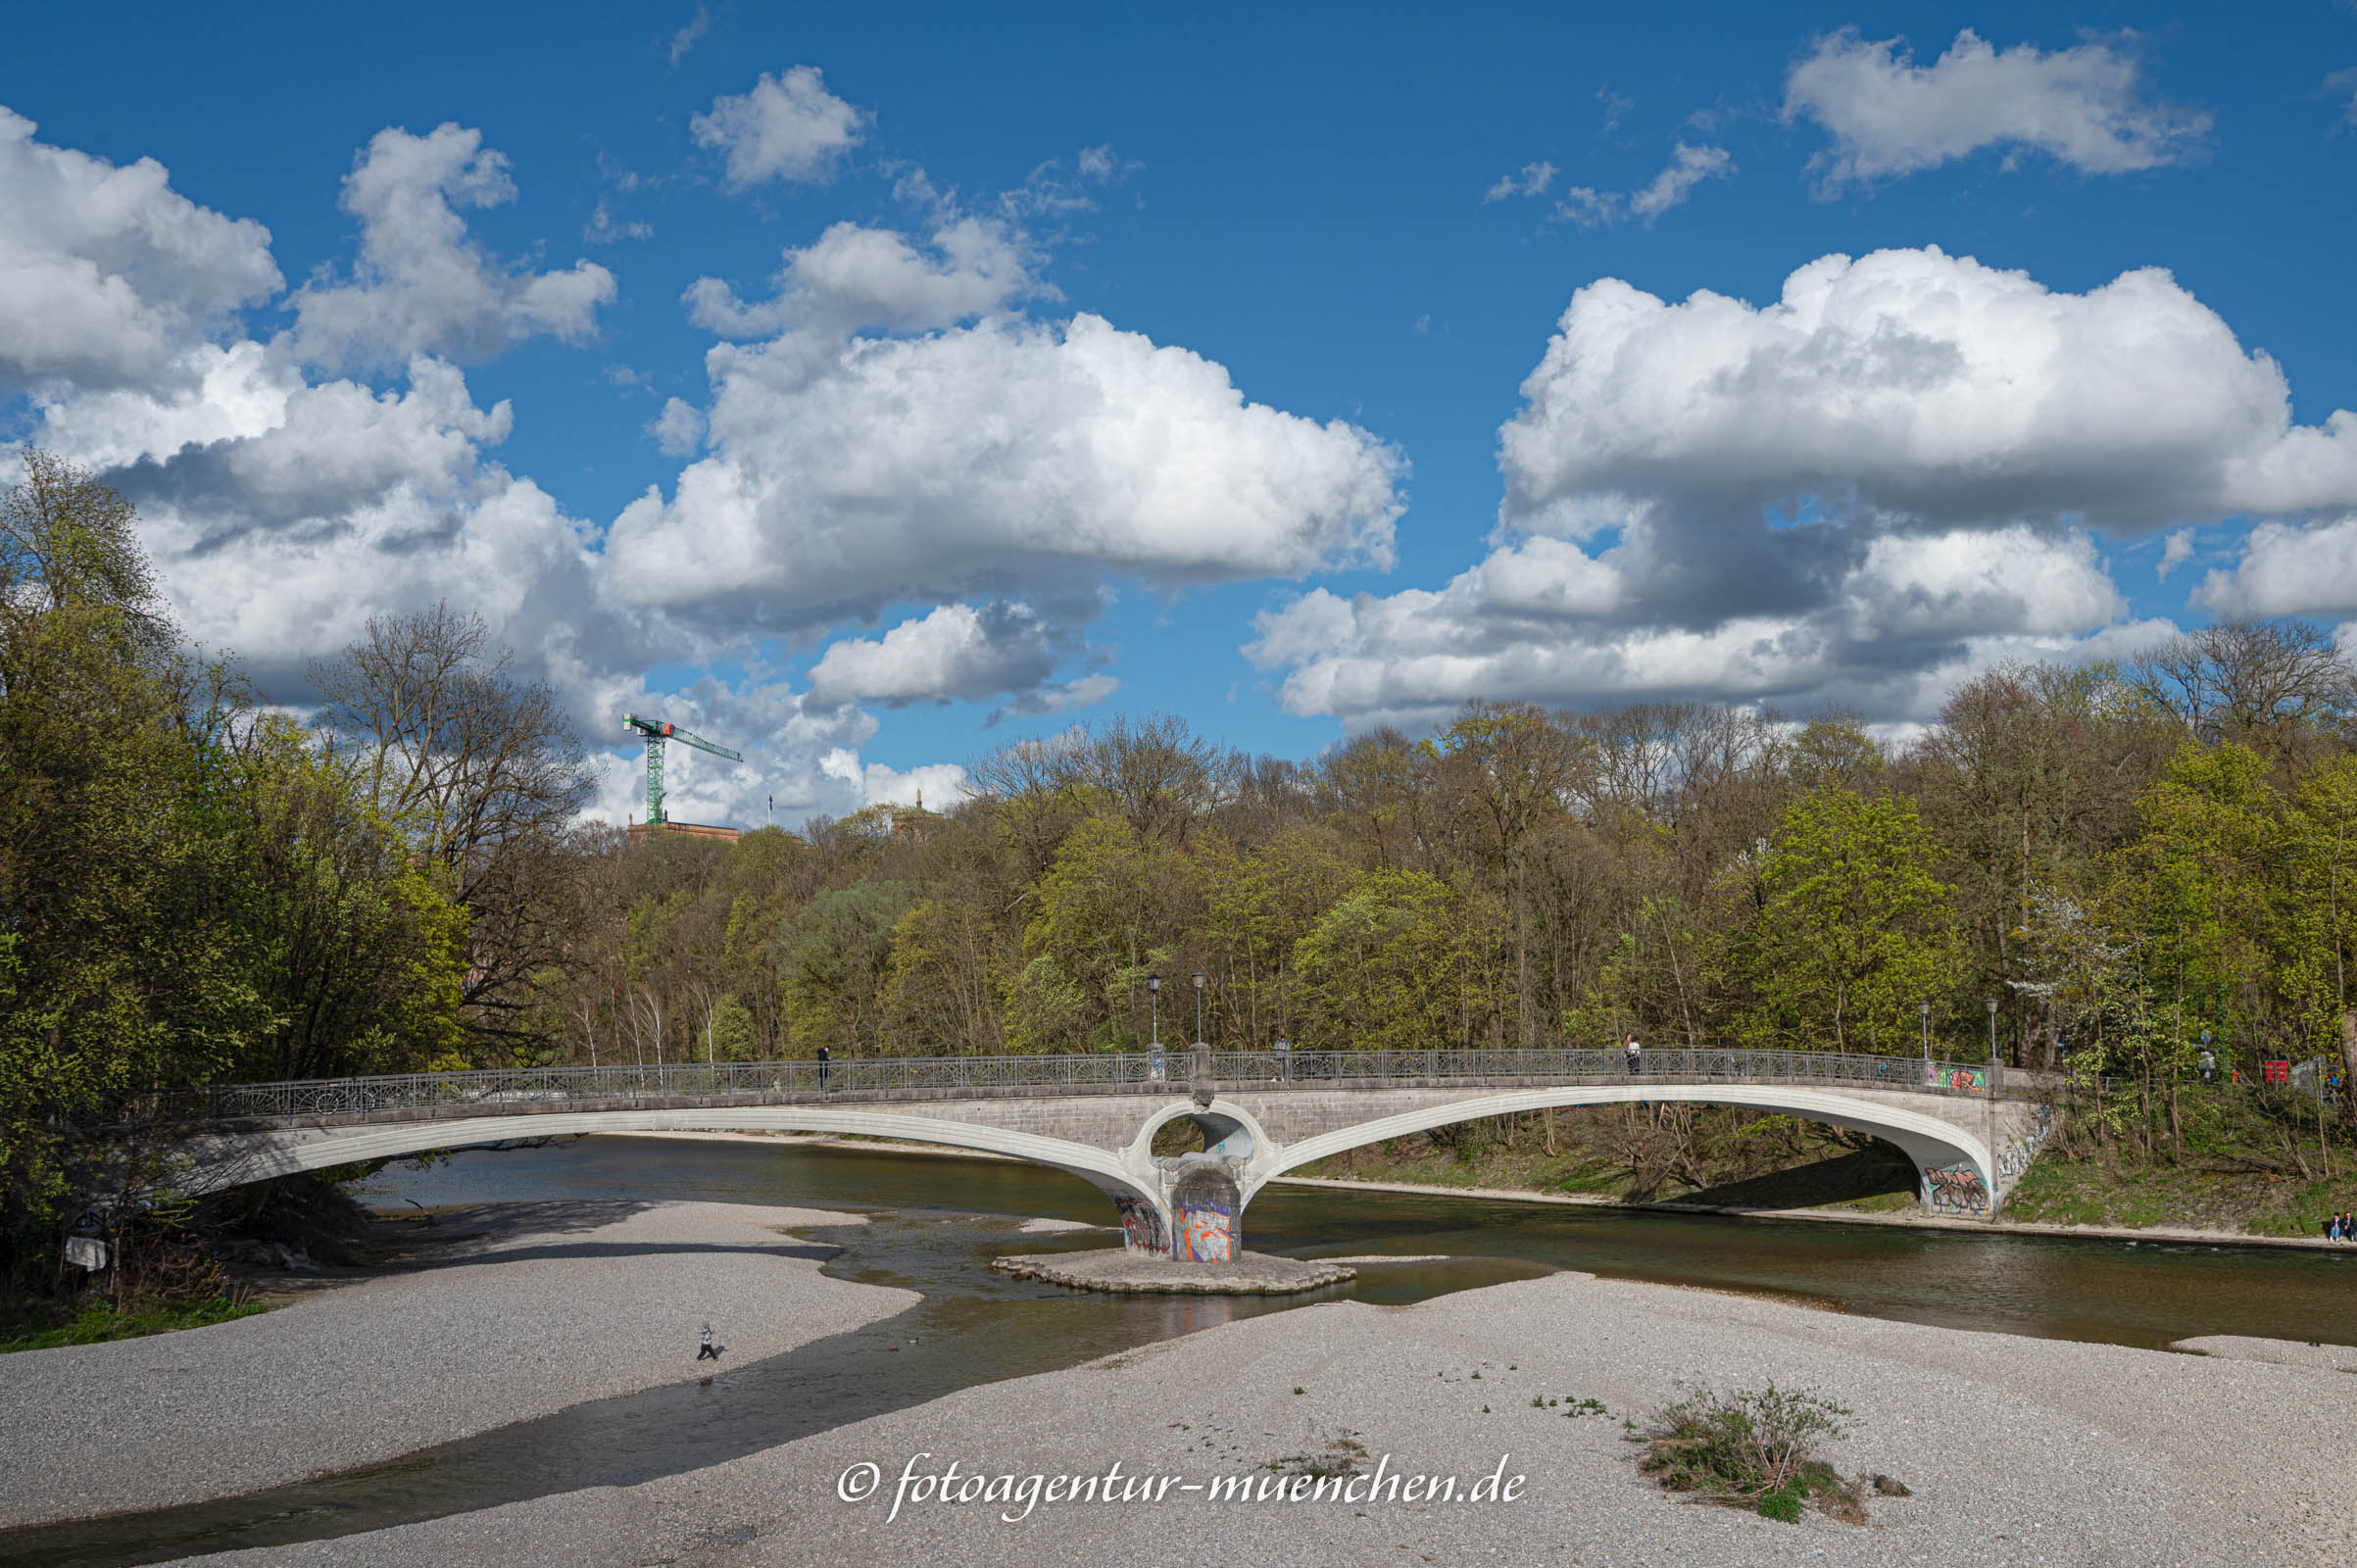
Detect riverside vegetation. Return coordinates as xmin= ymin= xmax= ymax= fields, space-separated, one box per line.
xmin=9 ymin=452 xmax=2357 ymax=1337
xmin=1638 ymin=1383 xmax=1869 ymax=1524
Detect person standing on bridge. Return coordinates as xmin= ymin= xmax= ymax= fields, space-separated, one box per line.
xmin=1624 ymin=1033 xmax=1642 ymax=1075
xmin=817 ymin=1045 xmax=830 ymax=1094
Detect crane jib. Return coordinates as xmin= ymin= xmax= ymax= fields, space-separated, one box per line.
xmin=621 ymin=711 xmax=746 ymax=826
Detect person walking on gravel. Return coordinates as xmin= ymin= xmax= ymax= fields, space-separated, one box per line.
xmin=697 ymin=1321 xmax=721 ymax=1361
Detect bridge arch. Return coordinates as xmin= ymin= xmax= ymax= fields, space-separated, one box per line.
xmin=1122 ymin=1100 xmax=1267 ymax=1167
xmin=172 ymin=1105 xmax=1166 ymax=1213
xmin=1238 ymin=1084 xmax=1995 ymax=1213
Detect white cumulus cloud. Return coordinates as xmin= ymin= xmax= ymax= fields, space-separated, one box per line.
xmin=607 ymin=297 xmax=1403 ymax=625
xmin=683 ymin=218 xmax=1036 ymax=341
xmin=2198 ymin=515 xmax=2357 ymax=618
xmin=1785 ymin=27 xmax=2211 ymax=191
xmin=285 ymin=123 xmax=615 ymax=372
xmin=1498 ymin=246 xmax=2357 ymax=537
xmin=808 ymin=601 xmax=1066 ymax=706
xmin=0 ymin=107 xmax=280 ymax=392
xmin=1250 ymin=526 xmax=2136 ymax=732
xmin=1241 ymin=245 xmax=2353 ymax=731
xmin=692 ymin=66 xmax=868 ymax=189
xmin=648 ymin=396 xmax=704 ymax=457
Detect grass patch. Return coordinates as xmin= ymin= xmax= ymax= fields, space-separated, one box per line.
xmin=1268 ymin=1435 xmax=1368 ymax=1480
xmin=1 ymin=1293 xmax=266 ymax=1353
xmin=1638 ymin=1383 xmax=1868 ymax=1524
xmin=2002 ymin=1148 xmax=2357 ymax=1236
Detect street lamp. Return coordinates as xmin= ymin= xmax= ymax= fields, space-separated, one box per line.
xmin=1920 ymin=1000 xmax=1932 ymax=1073
xmin=1987 ymin=996 xmax=1999 ymax=1066
xmin=1149 ymin=975 xmax=1160 ymax=1048
xmin=1193 ymin=971 xmax=1205 ymax=1044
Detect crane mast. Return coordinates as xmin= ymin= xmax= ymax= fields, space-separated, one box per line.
xmin=621 ymin=712 xmax=744 ymax=826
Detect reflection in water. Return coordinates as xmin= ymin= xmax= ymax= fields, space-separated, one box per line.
xmin=4 ymin=1134 xmax=2350 ymax=1568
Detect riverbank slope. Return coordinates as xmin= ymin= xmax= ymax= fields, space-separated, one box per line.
xmin=0 ymin=1200 xmax=915 ymax=1529
xmin=185 ymin=1266 xmax=2355 ymax=1568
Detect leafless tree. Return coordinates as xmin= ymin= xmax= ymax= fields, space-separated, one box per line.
xmin=1070 ymin=712 xmax=1232 ymax=844
xmin=2132 ymin=619 xmax=2356 ymax=761
xmin=308 ymin=603 xmax=599 ymax=1052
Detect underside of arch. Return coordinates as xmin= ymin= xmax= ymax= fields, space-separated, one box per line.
xmin=1241 ymin=1086 xmax=1997 ymax=1216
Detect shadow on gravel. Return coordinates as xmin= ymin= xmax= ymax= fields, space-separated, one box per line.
xmin=425 ymin=1240 xmax=842 ymax=1268
xmin=419 ymin=1199 xmax=657 ymax=1244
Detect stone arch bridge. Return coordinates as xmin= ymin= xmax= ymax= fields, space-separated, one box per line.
xmin=122 ymin=1048 xmax=2053 ymax=1263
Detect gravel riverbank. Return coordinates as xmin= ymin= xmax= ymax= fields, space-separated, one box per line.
xmin=185 ymin=1267 xmax=2356 ymax=1568
xmin=0 ymin=1200 xmax=914 ymax=1529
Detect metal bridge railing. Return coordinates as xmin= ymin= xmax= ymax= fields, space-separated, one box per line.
xmin=93 ymin=1047 xmax=2009 ymax=1132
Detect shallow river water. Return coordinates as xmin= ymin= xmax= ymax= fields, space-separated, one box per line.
xmin=6 ymin=1134 xmax=2352 ymax=1566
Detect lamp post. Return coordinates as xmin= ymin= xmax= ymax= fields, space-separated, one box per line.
xmin=1987 ymin=997 xmax=1998 ymax=1066
xmin=1920 ymin=1000 xmax=1932 ymax=1075
xmin=1149 ymin=975 xmax=1163 ymax=1082
xmin=1193 ymin=971 xmax=1205 ymax=1044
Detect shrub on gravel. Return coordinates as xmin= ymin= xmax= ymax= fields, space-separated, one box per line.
xmin=1637 ymin=1382 xmax=1868 ymax=1523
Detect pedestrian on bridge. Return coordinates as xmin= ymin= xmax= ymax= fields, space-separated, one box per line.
xmin=1624 ymin=1033 xmax=1642 ymax=1075
xmin=817 ymin=1046 xmax=830 ymax=1094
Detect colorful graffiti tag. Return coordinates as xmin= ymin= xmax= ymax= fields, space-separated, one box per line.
xmin=1176 ymin=1200 xmax=1234 ymax=1263
xmin=1920 ymin=1161 xmax=1989 ymax=1215
xmin=1926 ymin=1065 xmax=1989 ymax=1093
xmin=1112 ymin=1195 xmax=1167 ymax=1256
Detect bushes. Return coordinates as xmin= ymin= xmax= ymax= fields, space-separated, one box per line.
xmin=1638 ymin=1382 xmax=1867 ymax=1523
xmin=2 ymin=1294 xmax=263 ymax=1354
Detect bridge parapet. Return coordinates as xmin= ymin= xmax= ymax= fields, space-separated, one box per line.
xmin=97 ymin=1047 xmax=2025 ymax=1133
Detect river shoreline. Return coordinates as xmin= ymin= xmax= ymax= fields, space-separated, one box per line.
xmin=599 ymin=1126 xmax=2357 ymax=1254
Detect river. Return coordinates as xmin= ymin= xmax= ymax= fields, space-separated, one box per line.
xmin=5 ymin=1133 xmax=2351 ymax=1567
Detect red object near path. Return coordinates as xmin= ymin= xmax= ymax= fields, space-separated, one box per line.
xmin=2263 ymin=1060 xmax=2289 ymax=1084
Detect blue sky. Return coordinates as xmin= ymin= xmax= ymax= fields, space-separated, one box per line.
xmin=7 ymin=3 xmax=2357 ymax=824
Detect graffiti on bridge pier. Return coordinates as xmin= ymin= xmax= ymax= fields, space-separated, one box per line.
xmin=1921 ymin=1161 xmax=1990 ymax=1216
xmin=1113 ymin=1195 xmax=1167 ymax=1256
xmin=1996 ymin=1102 xmax=2055 ymax=1186
xmin=1176 ymin=1200 xmax=1234 ymax=1263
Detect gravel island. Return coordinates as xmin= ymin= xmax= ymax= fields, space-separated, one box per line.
xmin=0 ymin=1200 xmax=915 ymax=1529
xmin=179 ymin=1267 xmax=2356 ymax=1568
xmin=991 ymin=1248 xmax=1356 ymax=1294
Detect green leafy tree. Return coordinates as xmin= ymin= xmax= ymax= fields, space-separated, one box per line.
xmin=780 ymin=881 xmax=913 ymax=1055
xmin=0 ymin=456 xmax=253 ymax=1268
xmin=1020 ymin=816 xmax=1193 ymax=1048
xmin=223 ymin=714 xmax=470 ymax=1081
xmin=2282 ymin=756 xmax=2357 ymax=1125
xmin=1295 ymin=869 xmax=1496 ymax=1050
xmin=1739 ymin=787 xmax=1956 ymax=1053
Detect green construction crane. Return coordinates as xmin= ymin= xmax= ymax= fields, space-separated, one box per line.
xmin=621 ymin=712 xmax=743 ymax=826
